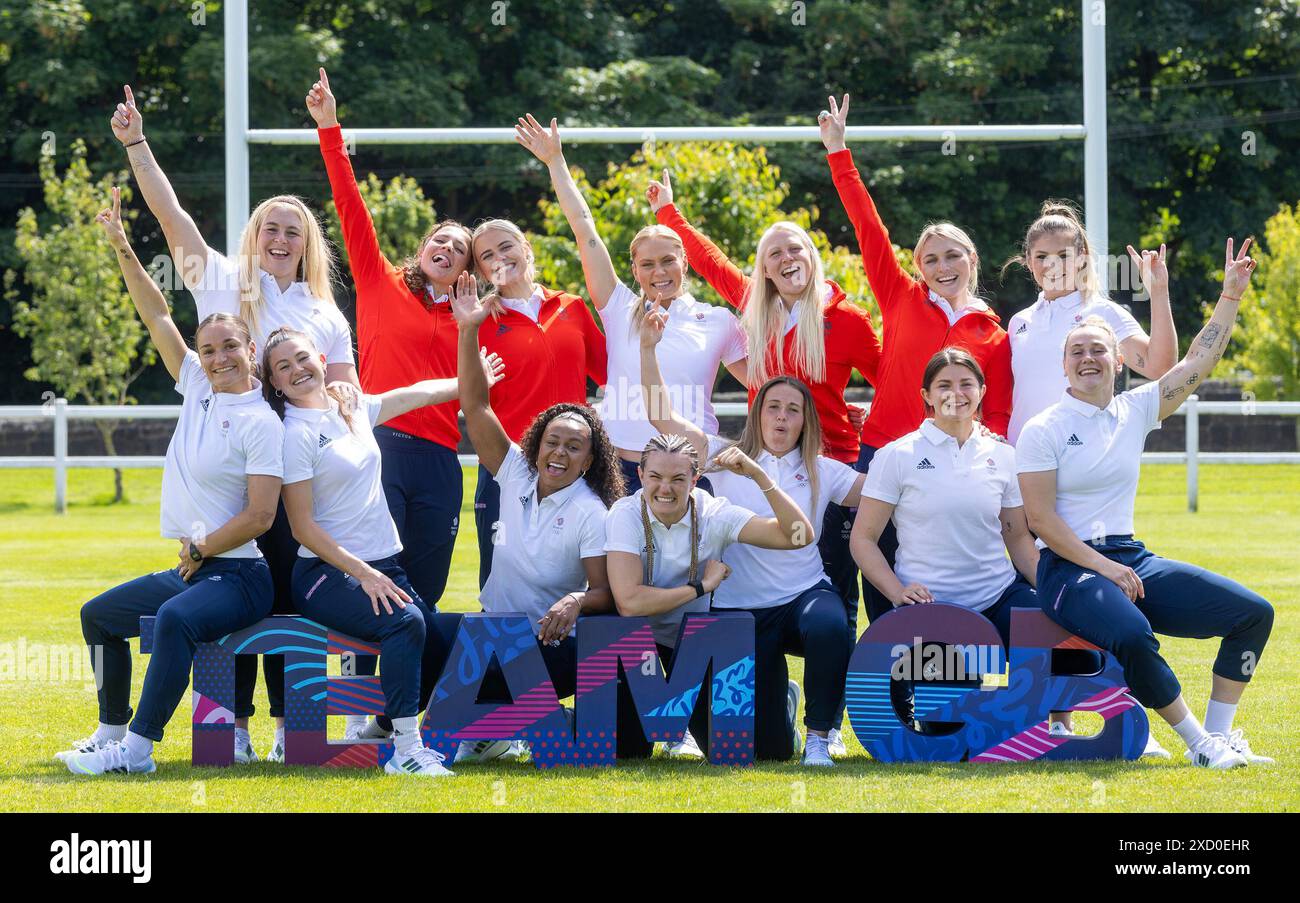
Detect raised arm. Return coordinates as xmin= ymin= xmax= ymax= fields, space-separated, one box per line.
xmin=819 ymin=94 xmax=916 ymax=314
xmin=1156 ymin=237 xmax=1256 ymax=420
xmin=110 ymin=85 xmax=211 ymax=287
xmin=515 ymin=114 xmax=619 ymax=309
xmin=375 ymin=350 xmax=504 ymax=425
xmin=308 ymin=68 xmax=389 ymax=287
xmin=639 ymin=309 xmax=710 ymax=463
xmin=449 ymin=273 xmax=512 ymax=474
xmin=648 ymin=171 xmax=752 ymax=308
xmin=96 ymin=187 xmax=187 ymax=381
xmin=1123 ymin=243 xmax=1179 ymax=377
xmin=709 ymin=447 xmax=814 ymax=549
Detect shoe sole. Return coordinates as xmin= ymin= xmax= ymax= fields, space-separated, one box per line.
xmin=454 ymin=740 xmax=514 ymax=764
xmin=383 ymin=763 xmax=454 ymax=777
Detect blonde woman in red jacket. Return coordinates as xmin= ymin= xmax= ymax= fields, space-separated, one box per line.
xmin=822 ymin=94 xmax=1012 ymax=627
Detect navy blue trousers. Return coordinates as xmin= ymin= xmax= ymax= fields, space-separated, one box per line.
xmin=1037 ymin=536 xmax=1273 ymax=710
xmin=293 ymin=556 xmax=456 ymax=720
xmin=474 ymin=464 xmax=500 ymax=590
xmin=724 ymin=581 xmax=853 ymax=760
xmin=80 ymin=558 xmax=273 ymax=741
xmin=234 ymin=499 xmax=296 ymax=719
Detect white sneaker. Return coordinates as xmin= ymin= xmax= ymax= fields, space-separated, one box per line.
xmin=234 ymin=730 xmax=259 ymax=764
xmin=787 ymin=680 xmax=802 ymax=754
xmin=1226 ymin=728 xmax=1274 ymax=765
xmin=500 ymin=739 xmax=531 ymax=761
xmin=55 ymin=733 xmax=118 ymax=763
xmin=665 ymin=730 xmax=705 ymax=759
xmin=65 ymin=740 xmax=156 ymax=776
xmin=1184 ymin=732 xmax=1248 ymax=769
xmin=344 ymin=717 xmax=392 ymax=742
xmin=266 ymin=737 xmax=285 ymax=763
xmin=1048 ymin=721 xmax=1075 ymax=738
xmin=802 ymin=732 xmax=834 ymax=767
xmin=827 ymin=727 xmax=847 ymax=757
xmin=384 ymin=746 xmax=454 ymax=778
xmin=454 ymin=739 xmax=514 ymax=763
xmin=1141 ymin=731 xmax=1172 ymax=759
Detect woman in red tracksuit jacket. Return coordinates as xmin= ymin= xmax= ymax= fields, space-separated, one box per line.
xmin=821 ymin=94 xmax=1012 ymax=627
xmin=307 ymin=70 xmax=606 ymax=743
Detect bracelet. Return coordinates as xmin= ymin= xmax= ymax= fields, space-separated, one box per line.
xmin=1219 ymin=293 xmax=1241 ymax=302
xmin=123 ymin=137 xmax=147 ymax=149
xmin=688 ymin=579 xmax=706 ymax=599
xmin=759 ymin=482 xmax=778 ymax=493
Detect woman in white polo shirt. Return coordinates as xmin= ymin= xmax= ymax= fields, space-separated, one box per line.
xmin=1017 ymin=239 xmax=1274 ymax=770
xmin=264 ymin=326 xmax=497 ymax=778
xmin=110 ymin=86 xmax=359 ymax=761
xmin=1004 ymin=202 xmax=1178 ymax=445
xmin=639 ymin=311 xmax=864 ymax=765
xmin=514 ymin=114 xmax=748 ymax=493
xmin=63 ymin=190 xmax=283 ymax=776
xmin=851 ymin=347 xmax=1041 ymax=731
xmin=450 ymin=273 xmax=630 ymax=762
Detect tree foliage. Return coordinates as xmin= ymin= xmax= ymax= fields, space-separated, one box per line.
xmin=1223 ymin=203 xmax=1300 ymax=399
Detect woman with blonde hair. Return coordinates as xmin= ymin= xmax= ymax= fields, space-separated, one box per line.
xmin=112 ymin=84 xmax=357 ymax=764
xmin=639 ymin=310 xmax=864 ymax=765
xmin=514 ymin=114 xmax=748 ymax=494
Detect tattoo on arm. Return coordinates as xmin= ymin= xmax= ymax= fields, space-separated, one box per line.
xmin=1163 ymin=385 xmax=1186 ymax=401
xmin=1135 ymin=354 xmax=1146 ymax=369
xmin=1186 ymin=373 xmax=1199 ymax=386
xmin=588 ymin=238 xmax=598 ymax=248
xmin=1197 ymin=323 xmax=1222 ymax=350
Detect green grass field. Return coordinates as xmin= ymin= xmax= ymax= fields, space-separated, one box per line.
xmin=2 ymin=465 xmax=1296 ymax=812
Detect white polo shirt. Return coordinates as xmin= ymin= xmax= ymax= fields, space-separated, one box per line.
xmin=161 ymin=351 xmax=284 ymax=558
xmin=597 ymin=282 xmax=747 ymax=450
xmin=928 ymin=289 xmax=990 ymax=326
xmin=1006 ymin=290 xmax=1143 ymax=444
xmin=498 ymin=288 xmax=544 ymax=323
xmin=189 ymin=248 xmax=355 ymax=366
xmin=480 ymin=444 xmax=609 ymax=636
xmin=605 ymin=487 xmax=757 ymax=647
xmin=861 ymin=420 xmax=1021 ymax=611
xmin=1016 ymin=381 xmax=1162 ymax=545
xmin=709 ymin=450 xmax=859 ymax=610
xmin=283 ymin=394 xmax=402 ymax=563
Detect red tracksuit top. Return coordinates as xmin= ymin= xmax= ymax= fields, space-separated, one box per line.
xmin=478 ymin=290 xmax=608 ymax=442
xmin=826 ymin=149 xmax=1012 ymax=447
xmin=654 ymin=203 xmax=882 ymax=463
xmin=320 ymin=125 xmax=607 ymax=447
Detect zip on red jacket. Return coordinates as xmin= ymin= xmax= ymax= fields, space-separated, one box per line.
xmin=478 ymin=290 xmax=608 ymax=443
xmin=319 ymin=125 xmax=463 ymax=449
xmin=826 ymin=148 xmax=1012 ymax=447
xmin=654 ymin=203 xmax=882 ymax=463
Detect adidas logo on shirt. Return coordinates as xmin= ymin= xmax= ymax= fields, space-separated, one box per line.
xmin=318 ymin=434 xmax=332 ymax=448
xmin=497 ymin=324 xmax=511 ymax=336
xmin=1067 ymin=434 xmax=1084 ymax=446
xmin=916 ymin=458 xmax=936 ymax=470
xmin=1015 ymin=323 xmax=1028 ymax=334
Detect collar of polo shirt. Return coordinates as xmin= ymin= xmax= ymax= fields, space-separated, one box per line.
xmin=211 ymin=377 xmax=266 ymax=406
xmin=523 ymin=465 xmax=587 ymax=508
xmin=282 ymin=397 xmax=335 ymax=421
xmin=259 ymin=268 xmax=309 ymax=301
xmin=642 ymin=487 xmax=698 ymax=530
xmin=918 ymin=418 xmax=963 ymax=446
xmin=927 ymin=288 xmax=989 ymax=314
xmin=1059 ymin=387 xmax=1120 ymax=418
xmin=756 ymin=447 xmax=804 ymax=477
xmin=1037 ymin=289 xmax=1084 ymax=311
xmin=663 ymin=292 xmax=699 ymax=317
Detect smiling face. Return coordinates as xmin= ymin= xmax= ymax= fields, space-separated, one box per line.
xmin=639 ymin=450 xmax=697 ymax=524
xmin=419 ymin=225 xmax=472 ymax=291
xmin=266 ymin=336 xmax=327 ymax=405
xmin=473 ymin=226 xmax=532 ymax=289
xmin=760 ymin=227 xmax=814 ymax=298
xmin=632 ymin=235 xmax=685 ymax=303
xmin=1028 ymin=230 xmax=1088 ymax=299
xmin=917 ymin=234 xmax=975 ymax=303
xmin=256 ymin=204 xmax=306 ymax=283
xmin=758 ymin=382 xmax=805 ymax=456
xmin=921 ymin=363 xmax=985 ymax=422
xmin=1063 ymin=324 xmax=1122 ymax=395
xmin=195 ymin=320 xmax=256 ymax=393
xmin=534 ymin=413 xmax=595 ymax=495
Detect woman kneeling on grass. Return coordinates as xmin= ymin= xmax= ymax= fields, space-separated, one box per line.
xmin=1016 ymin=238 xmax=1274 ymax=769
xmin=265 ymin=326 xmax=503 ymax=778
xmin=62 ymin=190 xmax=283 ymax=775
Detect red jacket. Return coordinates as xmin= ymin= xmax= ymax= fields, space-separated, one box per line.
xmin=479 ymin=289 xmax=607 ymax=442
xmin=827 ymin=149 xmax=1012 ymax=447
xmin=655 ymin=203 xmax=882 ymax=463
xmin=320 ymin=125 xmax=607 ymax=448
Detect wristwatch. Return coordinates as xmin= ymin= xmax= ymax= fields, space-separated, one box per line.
xmin=689 ymin=579 xmax=706 ymax=599
xmin=188 ymin=541 xmax=204 ymax=563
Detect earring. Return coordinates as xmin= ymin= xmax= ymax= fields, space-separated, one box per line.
xmin=275 ymin=388 xmax=283 ymax=397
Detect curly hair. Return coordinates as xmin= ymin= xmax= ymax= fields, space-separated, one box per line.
xmin=518 ymin=403 xmax=625 ymax=508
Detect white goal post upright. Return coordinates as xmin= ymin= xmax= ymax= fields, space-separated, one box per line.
xmin=223 ymin=0 xmax=1109 ymax=280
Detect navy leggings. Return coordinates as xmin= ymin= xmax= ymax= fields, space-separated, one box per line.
xmin=474 ymin=464 xmax=500 ymax=590
xmin=293 ymin=556 xmax=455 ymax=720
xmin=80 ymin=558 xmax=273 ymax=742
xmin=1037 ymin=536 xmax=1273 ymax=710
xmin=722 ymin=581 xmax=852 ymax=760
xmin=234 ymin=500 xmax=296 ymax=719
xmin=355 ymin=427 xmax=463 ymax=682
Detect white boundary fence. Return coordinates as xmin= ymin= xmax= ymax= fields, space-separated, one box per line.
xmin=2 ymin=398 xmax=1297 ymax=514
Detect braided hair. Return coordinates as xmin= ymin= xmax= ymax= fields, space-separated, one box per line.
xmin=638 ymin=433 xmax=700 ymax=585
